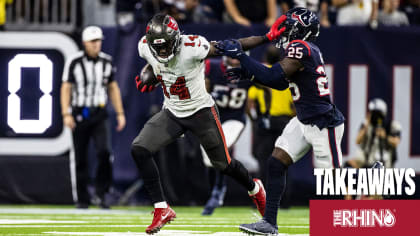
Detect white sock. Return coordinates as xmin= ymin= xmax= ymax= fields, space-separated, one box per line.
xmin=154 ymin=201 xmax=168 ymax=208
xmin=248 ymin=181 xmax=260 ymax=195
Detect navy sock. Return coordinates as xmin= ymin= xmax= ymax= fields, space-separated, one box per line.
xmin=214 ymin=170 xmax=226 ymax=189
xmin=264 ymin=156 xmax=288 ymax=226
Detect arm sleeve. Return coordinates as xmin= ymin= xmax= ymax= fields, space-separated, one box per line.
xmin=194 ymin=36 xmax=211 ymax=60
xmin=62 ymin=58 xmax=75 ymax=83
xmin=138 ymin=36 xmax=148 ymax=59
xmin=237 ymin=54 xmax=289 ymax=90
xmin=108 ymin=65 xmax=117 ymax=83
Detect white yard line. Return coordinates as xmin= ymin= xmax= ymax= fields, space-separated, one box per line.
xmin=0 ymin=220 xmax=85 ymax=224
xmin=0 ymin=208 xmax=144 ymax=215
xmin=0 ymin=224 xmax=309 ymax=228
xmin=42 ymin=231 xmax=309 ymax=236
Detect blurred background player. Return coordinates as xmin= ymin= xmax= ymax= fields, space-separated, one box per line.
xmin=217 ymin=7 xmax=345 ymax=234
xmin=200 ymin=55 xmax=253 ymax=215
xmin=347 ymin=98 xmax=401 ymax=168
xmin=61 ymin=25 xmax=126 ymax=209
xmin=130 ymin=13 xmax=287 ymax=233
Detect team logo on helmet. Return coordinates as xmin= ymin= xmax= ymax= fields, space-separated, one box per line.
xmin=167 ymin=16 xmax=178 ymax=31
xmin=276 ymin=7 xmax=320 ymax=49
xmin=291 ymin=8 xmax=314 ymax=27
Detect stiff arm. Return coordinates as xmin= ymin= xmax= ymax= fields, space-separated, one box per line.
xmin=206 ymin=35 xmax=269 ymax=58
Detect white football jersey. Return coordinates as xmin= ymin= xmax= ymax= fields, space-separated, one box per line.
xmin=138 ymin=34 xmax=214 ymax=118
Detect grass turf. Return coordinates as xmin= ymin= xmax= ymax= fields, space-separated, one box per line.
xmin=0 ymin=205 xmax=309 ymax=235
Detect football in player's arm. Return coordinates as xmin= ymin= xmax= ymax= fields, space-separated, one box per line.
xmin=131 ymin=13 xmax=287 ymax=234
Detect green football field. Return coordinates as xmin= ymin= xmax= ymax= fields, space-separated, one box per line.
xmin=0 ymin=205 xmax=309 ymax=235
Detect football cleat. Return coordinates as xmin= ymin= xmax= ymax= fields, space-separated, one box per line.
xmin=239 ymin=219 xmax=278 ymax=235
xmin=145 ymin=206 xmax=176 ymax=234
xmin=372 ymin=161 xmax=384 ymax=169
xmin=202 ymin=185 xmax=227 ymax=215
xmin=249 ymin=178 xmax=266 ymax=216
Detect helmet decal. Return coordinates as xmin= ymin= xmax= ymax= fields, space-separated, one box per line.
xmin=167 ymin=16 xmax=179 ymax=31
xmin=275 ymin=7 xmax=320 ymax=49
xmin=291 ymin=13 xmax=308 ymax=27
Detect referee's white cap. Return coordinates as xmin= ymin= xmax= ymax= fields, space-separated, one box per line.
xmin=82 ymin=26 xmax=103 ymax=42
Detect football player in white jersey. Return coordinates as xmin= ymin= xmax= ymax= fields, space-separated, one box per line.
xmin=130 ymin=13 xmax=286 ymax=234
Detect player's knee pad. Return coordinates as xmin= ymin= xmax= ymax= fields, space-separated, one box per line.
xmin=130 ymin=144 xmax=152 ymax=162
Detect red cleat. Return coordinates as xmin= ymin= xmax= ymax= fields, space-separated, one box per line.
xmin=145 ymin=206 xmax=176 ymax=234
xmin=249 ymin=178 xmax=266 ymax=216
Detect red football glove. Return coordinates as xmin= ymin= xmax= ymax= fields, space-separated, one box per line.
xmin=266 ymin=15 xmax=287 ymax=41
xmin=135 ymin=75 xmax=156 ymax=93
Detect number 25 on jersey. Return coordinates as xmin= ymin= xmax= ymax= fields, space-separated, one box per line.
xmin=289 ymin=65 xmax=330 ymax=101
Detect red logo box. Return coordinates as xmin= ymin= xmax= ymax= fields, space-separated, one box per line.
xmin=310 ymin=200 xmax=419 ymax=236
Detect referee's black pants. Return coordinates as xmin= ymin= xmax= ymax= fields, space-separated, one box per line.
xmin=72 ymin=110 xmax=112 ymax=205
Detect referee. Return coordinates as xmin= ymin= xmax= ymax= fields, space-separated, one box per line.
xmin=60 ymin=26 xmax=126 ymax=209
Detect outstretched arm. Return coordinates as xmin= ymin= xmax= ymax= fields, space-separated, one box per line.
xmin=207 ymin=41 xmax=222 ymax=58
xmin=238 ymin=36 xmax=270 ymax=51
xmin=207 ymin=37 xmax=268 ymax=57
xmin=236 ymin=54 xmax=302 ymax=90
xmin=206 ymin=15 xmax=287 ymax=58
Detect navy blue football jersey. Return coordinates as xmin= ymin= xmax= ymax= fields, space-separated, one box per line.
xmin=205 ymin=59 xmax=252 ymax=123
xmin=284 ymin=40 xmax=344 ymax=128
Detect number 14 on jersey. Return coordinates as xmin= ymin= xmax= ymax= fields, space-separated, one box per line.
xmin=157 ymin=75 xmax=191 ymax=100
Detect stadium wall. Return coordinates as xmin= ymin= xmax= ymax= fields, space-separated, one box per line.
xmin=0 ymin=25 xmax=419 ymax=204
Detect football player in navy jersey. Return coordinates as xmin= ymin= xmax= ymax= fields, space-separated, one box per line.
xmin=216 ymin=7 xmax=345 ymax=235
xmin=201 ymin=56 xmax=253 ymax=215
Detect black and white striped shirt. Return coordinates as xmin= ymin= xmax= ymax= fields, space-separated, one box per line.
xmin=62 ymin=51 xmax=115 ymax=107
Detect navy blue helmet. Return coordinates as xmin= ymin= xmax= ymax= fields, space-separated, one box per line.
xmin=277 ymin=7 xmax=320 ymax=49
